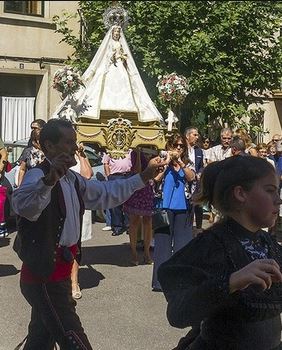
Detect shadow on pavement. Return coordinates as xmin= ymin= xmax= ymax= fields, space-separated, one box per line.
xmin=0 ymin=264 xmax=20 ymax=277
xmin=81 ymin=243 xmax=132 ymax=267
xmin=0 ymin=237 xmax=11 ymax=248
xmin=79 ymin=264 xmax=105 ymax=290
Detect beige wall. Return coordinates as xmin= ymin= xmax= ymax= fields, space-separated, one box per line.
xmin=249 ymin=100 xmax=282 ymax=143
xmin=0 ymin=1 xmax=79 ymax=122
xmin=262 ymin=99 xmax=282 ymax=142
xmin=0 ymin=1 xmax=78 ymax=58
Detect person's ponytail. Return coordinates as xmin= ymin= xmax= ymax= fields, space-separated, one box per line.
xmin=193 ymin=161 xmax=223 ymax=206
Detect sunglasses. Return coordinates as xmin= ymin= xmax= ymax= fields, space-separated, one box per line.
xmin=174 ymin=143 xmax=185 ymax=148
xmin=273 ymin=139 xmax=280 ymax=142
xmin=222 ymin=137 xmax=232 ymax=140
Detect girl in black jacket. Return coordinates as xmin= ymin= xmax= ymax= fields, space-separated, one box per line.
xmin=158 ymin=156 xmax=282 ymax=350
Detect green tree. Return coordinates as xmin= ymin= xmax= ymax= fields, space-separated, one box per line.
xmin=53 ymin=1 xmax=282 ymax=134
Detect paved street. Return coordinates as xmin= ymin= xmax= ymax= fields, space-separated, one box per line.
xmin=0 ymin=221 xmax=193 ymax=350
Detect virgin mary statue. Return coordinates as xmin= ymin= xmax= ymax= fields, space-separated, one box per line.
xmin=53 ymin=21 xmax=162 ymax=123
xmin=93 ymin=25 xmax=137 ymax=113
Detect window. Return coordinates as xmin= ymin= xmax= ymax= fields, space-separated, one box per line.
xmin=4 ymin=1 xmax=44 ymax=17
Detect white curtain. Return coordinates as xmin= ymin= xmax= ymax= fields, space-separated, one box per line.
xmin=0 ymin=96 xmax=35 ymax=142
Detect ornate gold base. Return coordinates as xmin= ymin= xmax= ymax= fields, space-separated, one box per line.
xmin=75 ymin=116 xmax=168 ymax=158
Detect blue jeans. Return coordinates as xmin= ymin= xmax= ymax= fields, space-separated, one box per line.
xmin=103 ymin=209 xmax=111 ymax=227
xmin=108 ymin=173 xmax=130 ymax=232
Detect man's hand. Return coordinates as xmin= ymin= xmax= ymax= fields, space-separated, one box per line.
xmin=42 ymin=153 xmax=77 ymax=186
xmin=140 ymin=156 xmax=167 ymax=184
xmin=0 ymin=163 xmax=6 ymax=177
xmin=77 ymin=142 xmax=86 ymax=158
xmin=0 ymin=146 xmax=8 ymax=177
xmin=168 ymin=150 xmax=180 ymax=161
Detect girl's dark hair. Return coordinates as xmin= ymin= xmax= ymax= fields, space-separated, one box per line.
xmin=39 ymin=118 xmax=74 ymax=153
xmin=193 ymin=156 xmax=275 ymax=214
xmin=31 ymin=119 xmax=46 ymax=129
xmin=30 ymin=129 xmax=39 ymax=143
xmin=200 ymin=135 xmax=212 ymax=148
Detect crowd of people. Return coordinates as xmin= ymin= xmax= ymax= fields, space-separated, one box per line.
xmin=2 ymin=119 xmax=282 ymax=349
xmin=100 ymin=126 xmax=282 ymax=349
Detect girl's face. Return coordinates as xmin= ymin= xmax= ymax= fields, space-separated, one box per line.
xmin=173 ymin=139 xmax=185 ymax=156
xmin=202 ymin=139 xmax=210 ymax=150
xmin=269 ymin=146 xmax=276 ymax=155
xmin=258 ymin=148 xmax=267 ymax=158
xmin=240 ymin=172 xmax=281 ymax=231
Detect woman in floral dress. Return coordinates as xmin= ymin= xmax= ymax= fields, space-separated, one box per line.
xmin=123 ymin=149 xmax=154 ymax=266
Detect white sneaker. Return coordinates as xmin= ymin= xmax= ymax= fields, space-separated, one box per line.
xmin=102 ymin=226 xmax=112 ymax=231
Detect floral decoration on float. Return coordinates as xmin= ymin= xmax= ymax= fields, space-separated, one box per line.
xmin=156 ymin=72 xmax=189 ymax=132
xmin=52 ymin=66 xmax=85 ymax=123
xmin=52 ymin=66 xmax=84 ymax=98
xmin=157 ymin=72 xmax=188 ymax=106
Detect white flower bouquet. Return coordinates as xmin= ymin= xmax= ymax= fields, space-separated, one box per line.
xmin=52 ymin=66 xmax=84 ymax=96
xmin=157 ymin=72 xmax=188 ymax=106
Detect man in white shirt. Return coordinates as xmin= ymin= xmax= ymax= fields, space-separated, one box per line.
xmin=208 ymin=127 xmax=233 ymax=162
xmin=206 ymin=127 xmax=233 ymax=225
xmin=12 ymin=119 xmax=164 ymax=350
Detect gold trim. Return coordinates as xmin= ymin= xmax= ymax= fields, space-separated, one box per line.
xmin=76 ymin=129 xmax=102 ymax=138
xmin=136 ymin=131 xmax=163 ymax=141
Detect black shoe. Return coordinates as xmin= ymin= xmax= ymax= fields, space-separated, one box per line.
xmin=112 ymin=230 xmax=123 ymax=236
xmin=152 ymin=287 xmax=162 ymax=292
xmin=0 ymin=222 xmax=8 ymax=238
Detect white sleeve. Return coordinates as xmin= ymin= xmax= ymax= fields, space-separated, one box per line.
xmin=204 ymin=148 xmax=212 ymax=162
xmin=209 ymin=147 xmax=216 ymax=162
xmin=12 ymin=168 xmax=54 ymax=221
xmin=77 ymin=173 xmax=145 ymax=210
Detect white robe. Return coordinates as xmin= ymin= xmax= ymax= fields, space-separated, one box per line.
xmin=53 ymin=27 xmax=163 ymax=123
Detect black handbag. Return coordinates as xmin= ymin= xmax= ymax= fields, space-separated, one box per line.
xmin=152 ymin=209 xmax=170 ymax=230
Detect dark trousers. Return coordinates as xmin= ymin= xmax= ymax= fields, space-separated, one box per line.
xmin=108 ymin=173 xmax=130 ymax=232
xmin=20 ymin=278 xmax=92 ymax=350
xmin=194 ymin=205 xmax=203 ymax=229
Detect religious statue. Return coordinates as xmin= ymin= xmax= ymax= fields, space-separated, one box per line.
xmin=56 ymin=4 xmax=163 ymax=124
xmin=165 ymin=109 xmax=178 ymax=132
xmin=110 ymin=26 xmax=128 ymax=69
xmin=98 ymin=25 xmax=137 ymax=113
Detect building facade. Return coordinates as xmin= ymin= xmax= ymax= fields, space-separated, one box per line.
xmin=264 ymin=92 xmax=282 ymax=142
xmin=0 ymin=0 xmax=79 ymax=142
xmin=0 ymin=1 xmax=281 ymax=143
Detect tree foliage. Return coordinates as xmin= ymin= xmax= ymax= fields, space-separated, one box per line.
xmin=53 ymin=1 xmax=282 ymax=133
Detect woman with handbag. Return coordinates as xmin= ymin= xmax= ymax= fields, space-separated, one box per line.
xmin=152 ymin=133 xmax=195 ymax=291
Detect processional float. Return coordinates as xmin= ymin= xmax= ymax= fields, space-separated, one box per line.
xmin=52 ymin=5 xmax=181 ymax=158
